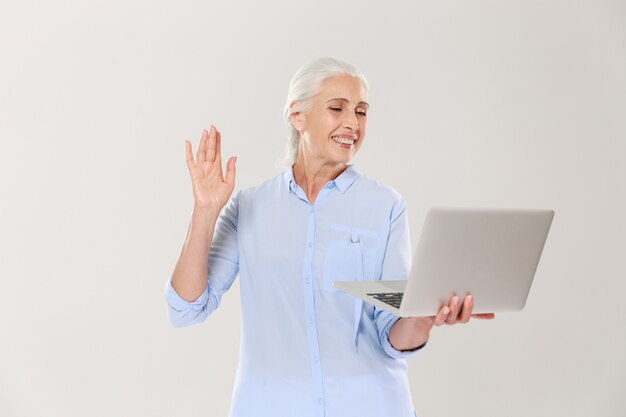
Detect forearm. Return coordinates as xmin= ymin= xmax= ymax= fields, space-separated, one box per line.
xmin=170 ymin=206 xmax=221 ymax=302
xmin=388 ymin=317 xmax=432 ymax=351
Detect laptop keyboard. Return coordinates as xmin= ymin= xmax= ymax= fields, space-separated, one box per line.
xmin=367 ymin=292 xmax=404 ymax=309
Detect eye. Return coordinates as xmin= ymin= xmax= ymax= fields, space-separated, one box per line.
xmin=356 ymin=110 xmax=367 ymax=117
xmin=329 ymin=107 xmax=342 ymax=112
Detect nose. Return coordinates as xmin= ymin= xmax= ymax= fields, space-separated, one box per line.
xmin=342 ymin=110 xmax=359 ymax=131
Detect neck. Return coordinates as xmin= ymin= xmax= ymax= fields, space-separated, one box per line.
xmin=292 ymin=156 xmax=349 ymax=205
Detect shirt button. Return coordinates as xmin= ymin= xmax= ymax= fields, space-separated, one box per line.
xmin=308 ymin=242 xmax=313 ymax=248
xmin=313 ymin=355 xmax=319 ymax=363
xmin=307 ymin=316 xmax=314 ymax=324
xmin=318 ymin=397 xmax=324 ymax=405
xmin=305 ymin=277 xmax=311 ymax=284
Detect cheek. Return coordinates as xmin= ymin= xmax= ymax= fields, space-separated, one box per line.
xmin=326 ymin=113 xmax=342 ymax=129
xmin=359 ymin=121 xmax=367 ymax=138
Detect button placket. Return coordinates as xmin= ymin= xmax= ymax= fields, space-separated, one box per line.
xmin=302 ymin=205 xmax=325 ymax=416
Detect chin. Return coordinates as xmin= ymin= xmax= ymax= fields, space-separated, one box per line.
xmin=330 ymin=155 xmax=354 ymax=165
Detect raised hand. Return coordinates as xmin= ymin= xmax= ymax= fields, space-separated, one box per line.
xmin=185 ymin=125 xmax=237 ymax=212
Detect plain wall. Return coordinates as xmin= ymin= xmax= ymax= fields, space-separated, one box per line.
xmin=1 ymin=1 xmax=624 ymax=416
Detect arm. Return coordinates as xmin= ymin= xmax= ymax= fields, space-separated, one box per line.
xmin=166 ymin=194 xmax=240 ymax=327
xmin=166 ymin=126 xmax=237 ymax=326
xmin=171 ymin=206 xmax=221 ymax=302
xmin=373 ymin=196 xmax=422 ymax=358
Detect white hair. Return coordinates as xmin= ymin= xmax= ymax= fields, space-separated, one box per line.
xmin=281 ymin=57 xmax=369 ymax=167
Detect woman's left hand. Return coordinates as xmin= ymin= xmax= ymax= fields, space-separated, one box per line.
xmin=423 ymin=294 xmax=495 ymax=327
xmin=388 ymin=295 xmax=495 ymax=351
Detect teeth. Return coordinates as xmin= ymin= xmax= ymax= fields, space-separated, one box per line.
xmin=331 ymin=136 xmax=355 ymax=145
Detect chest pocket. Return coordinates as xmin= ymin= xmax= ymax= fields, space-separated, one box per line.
xmin=322 ymin=224 xmax=379 ymax=351
xmin=322 ymin=224 xmax=379 ymax=293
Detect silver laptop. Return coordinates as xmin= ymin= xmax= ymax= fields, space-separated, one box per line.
xmin=333 ymin=208 xmax=554 ymax=317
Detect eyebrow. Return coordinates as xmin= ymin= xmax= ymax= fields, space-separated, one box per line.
xmin=326 ymin=98 xmax=369 ymax=107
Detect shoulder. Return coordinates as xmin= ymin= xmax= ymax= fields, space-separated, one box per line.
xmin=350 ymin=167 xmax=406 ymax=208
xmin=232 ymin=171 xmax=286 ymax=206
xmin=341 ymin=166 xmax=407 ymax=222
xmin=355 ymin=172 xmax=403 ymax=201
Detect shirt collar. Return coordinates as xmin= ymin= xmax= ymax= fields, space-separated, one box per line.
xmin=282 ymin=164 xmax=361 ymax=194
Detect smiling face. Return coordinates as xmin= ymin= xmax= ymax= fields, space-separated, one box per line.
xmin=291 ymin=74 xmax=369 ymax=169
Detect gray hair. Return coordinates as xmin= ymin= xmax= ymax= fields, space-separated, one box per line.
xmin=281 ymin=57 xmax=369 ymax=167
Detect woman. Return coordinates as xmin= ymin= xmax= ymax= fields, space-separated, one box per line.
xmin=166 ymin=57 xmax=494 ymax=417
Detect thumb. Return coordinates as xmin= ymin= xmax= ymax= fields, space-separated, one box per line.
xmin=224 ymin=156 xmax=237 ymax=187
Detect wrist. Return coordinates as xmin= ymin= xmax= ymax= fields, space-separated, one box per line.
xmin=193 ymin=203 xmax=222 ymax=218
xmin=389 ymin=317 xmax=432 ymax=351
xmin=192 ymin=205 xmax=221 ymax=223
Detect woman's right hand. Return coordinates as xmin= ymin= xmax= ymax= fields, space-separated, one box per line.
xmin=185 ymin=125 xmax=237 ymax=212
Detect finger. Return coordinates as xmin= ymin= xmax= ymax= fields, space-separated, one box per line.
xmin=433 ymin=306 xmax=450 ymax=326
xmin=214 ymin=129 xmax=223 ymax=177
xmin=445 ymin=296 xmax=461 ymax=324
xmin=206 ymin=125 xmax=217 ymax=163
xmin=224 ymin=156 xmax=237 ymax=187
xmin=197 ymin=129 xmax=208 ymax=163
xmin=471 ymin=313 xmax=496 ymax=320
xmin=185 ymin=140 xmax=195 ymax=164
xmin=185 ymin=140 xmax=199 ymax=175
xmin=216 ymin=129 xmax=222 ymax=159
xmin=458 ymin=295 xmax=474 ymax=323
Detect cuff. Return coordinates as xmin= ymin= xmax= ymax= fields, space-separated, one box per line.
xmin=380 ymin=316 xmax=427 ymax=359
xmin=164 ymin=280 xmax=210 ymax=312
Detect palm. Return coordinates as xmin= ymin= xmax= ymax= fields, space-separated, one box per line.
xmin=185 ymin=126 xmax=236 ymax=211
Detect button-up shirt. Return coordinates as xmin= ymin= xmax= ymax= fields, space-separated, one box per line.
xmin=165 ymin=165 xmax=421 ymax=417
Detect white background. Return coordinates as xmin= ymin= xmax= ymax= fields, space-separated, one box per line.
xmin=1 ymin=1 xmax=625 ymax=416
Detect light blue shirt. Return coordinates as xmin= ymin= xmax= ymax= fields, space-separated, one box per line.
xmin=165 ymin=165 xmax=422 ymax=417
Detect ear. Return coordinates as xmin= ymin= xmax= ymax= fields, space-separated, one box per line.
xmin=289 ymin=102 xmax=305 ymax=133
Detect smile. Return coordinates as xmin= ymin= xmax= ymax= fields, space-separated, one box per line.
xmin=331 ymin=136 xmax=356 ymax=145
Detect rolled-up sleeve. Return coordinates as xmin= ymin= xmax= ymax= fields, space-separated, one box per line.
xmin=374 ymin=196 xmax=425 ymax=359
xmin=376 ymin=313 xmax=425 ymax=359
xmin=165 ymin=280 xmax=211 ymax=327
xmin=165 ymin=192 xmax=241 ymax=327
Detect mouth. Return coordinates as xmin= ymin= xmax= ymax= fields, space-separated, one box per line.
xmin=331 ymin=136 xmax=356 ymax=146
